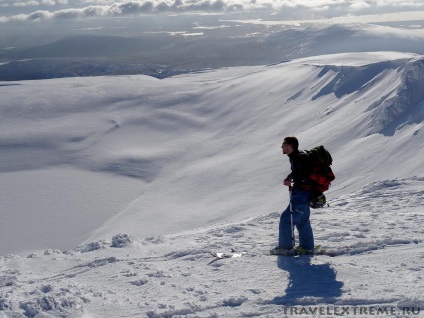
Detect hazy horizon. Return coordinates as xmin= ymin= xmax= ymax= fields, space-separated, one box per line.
xmin=1 ymin=0 xmax=424 ymax=47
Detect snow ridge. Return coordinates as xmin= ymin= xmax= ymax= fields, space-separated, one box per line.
xmin=311 ymin=59 xmax=407 ymax=100
xmin=1 ymin=52 xmax=424 ymax=255
xmin=369 ymin=57 xmax=424 ymax=135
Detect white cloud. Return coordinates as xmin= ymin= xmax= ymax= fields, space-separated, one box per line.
xmin=14 ymin=0 xmax=40 ymax=6
xmin=41 ymin=0 xmax=56 ymax=5
xmin=26 ymin=10 xmax=53 ymax=19
xmin=349 ymin=1 xmax=371 ymax=10
xmin=1 ymin=0 xmax=424 ymax=22
xmin=1 ymin=0 xmax=69 ymax=6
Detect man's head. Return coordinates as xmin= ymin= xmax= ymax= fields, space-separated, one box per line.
xmin=282 ymin=136 xmax=299 ymax=155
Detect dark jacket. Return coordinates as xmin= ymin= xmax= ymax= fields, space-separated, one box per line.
xmin=284 ymin=150 xmax=315 ymax=191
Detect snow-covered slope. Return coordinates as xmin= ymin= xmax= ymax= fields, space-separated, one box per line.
xmin=1 ymin=52 xmax=424 ymax=257
xmin=2 ymin=24 xmax=424 ymax=81
xmin=262 ymin=24 xmax=424 ymax=59
xmin=1 ymin=177 xmax=423 ymax=317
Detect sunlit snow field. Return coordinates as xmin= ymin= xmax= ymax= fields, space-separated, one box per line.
xmin=1 ymin=21 xmax=424 ymax=318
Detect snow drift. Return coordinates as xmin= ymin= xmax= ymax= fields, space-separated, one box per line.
xmin=1 ymin=52 xmax=424 ymax=256
xmin=369 ymin=57 xmax=424 ymax=135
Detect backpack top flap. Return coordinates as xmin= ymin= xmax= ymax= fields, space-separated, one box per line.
xmin=307 ymin=145 xmax=333 ymax=166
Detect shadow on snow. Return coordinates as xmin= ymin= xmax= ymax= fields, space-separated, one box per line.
xmin=273 ymin=256 xmax=344 ymax=306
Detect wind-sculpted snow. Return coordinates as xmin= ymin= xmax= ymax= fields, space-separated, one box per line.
xmin=1 ymin=52 xmax=424 ymax=255
xmin=369 ymin=57 xmax=424 ymax=135
xmin=311 ymin=60 xmax=407 ymax=100
xmin=302 ymin=54 xmax=424 ymax=136
xmin=1 ymin=178 xmax=423 ymax=317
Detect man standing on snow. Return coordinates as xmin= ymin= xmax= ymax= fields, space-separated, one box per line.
xmin=272 ymin=136 xmax=315 ymax=255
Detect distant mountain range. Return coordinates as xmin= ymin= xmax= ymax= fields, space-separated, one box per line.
xmin=1 ymin=24 xmax=424 ymax=81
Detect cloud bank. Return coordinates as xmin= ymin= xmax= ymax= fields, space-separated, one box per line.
xmin=1 ymin=0 xmax=424 ymax=22
xmin=0 ymin=0 xmax=68 ymax=7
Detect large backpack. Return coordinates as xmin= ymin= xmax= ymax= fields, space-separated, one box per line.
xmin=305 ymin=145 xmax=335 ymax=192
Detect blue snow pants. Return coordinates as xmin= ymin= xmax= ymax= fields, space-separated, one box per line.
xmin=279 ymin=188 xmax=314 ymax=250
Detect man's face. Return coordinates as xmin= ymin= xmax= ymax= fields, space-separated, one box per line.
xmin=281 ymin=143 xmax=293 ymax=155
